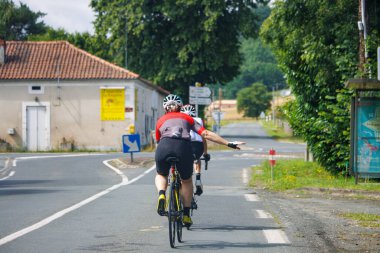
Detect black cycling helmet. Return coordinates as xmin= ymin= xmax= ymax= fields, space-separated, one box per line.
xmin=180 ymin=104 xmax=196 ymax=117
xmin=163 ymin=94 xmax=183 ymax=112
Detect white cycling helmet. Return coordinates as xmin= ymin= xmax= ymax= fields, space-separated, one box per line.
xmin=163 ymin=94 xmax=183 ymax=112
xmin=181 ymin=104 xmax=196 ymax=117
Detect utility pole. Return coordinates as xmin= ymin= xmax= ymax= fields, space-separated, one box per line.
xmin=218 ymin=87 xmax=222 ymax=134
xmin=272 ymin=86 xmax=275 ymax=123
xmin=125 ymin=19 xmax=128 ymax=69
xmin=358 ymin=0 xmax=368 ymax=75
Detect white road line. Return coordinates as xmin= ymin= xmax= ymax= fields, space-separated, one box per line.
xmin=242 ymin=168 xmax=249 ymax=184
xmin=263 ymin=229 xmax=290 ymax=244
xmin=0 ymin=160 xmax=156 ymax=246
xmin=244 ymin=193 xmax=260 ymax=202
xmin=15 ymin=153 xmax=105 ymax=160
xmin=255 ymin=209 xmax=273 ymax=219
xmin=0 ymin=171 xmax=15 ymax=181
xmin=11 ymin=154 xmax=105 ymax=167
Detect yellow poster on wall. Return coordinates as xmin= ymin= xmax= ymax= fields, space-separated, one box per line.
xmin=100 ymin=88 xmax=125 ymax=121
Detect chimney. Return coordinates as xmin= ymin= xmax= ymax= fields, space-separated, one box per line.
xmin=0 ymin=39 xmax=5 ymax=65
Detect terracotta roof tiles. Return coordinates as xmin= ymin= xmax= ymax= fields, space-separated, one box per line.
xmin=0 ymin=41 xmax=139 ymax=80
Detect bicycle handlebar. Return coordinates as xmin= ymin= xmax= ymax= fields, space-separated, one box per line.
xmin=200 ymin=157 xmax=208 ymax=170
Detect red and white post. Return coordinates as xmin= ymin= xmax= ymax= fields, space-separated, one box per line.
xmin=269 ymin=149 xmax=276 ymax=182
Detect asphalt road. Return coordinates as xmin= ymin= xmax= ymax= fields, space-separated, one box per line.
xmin=0 ymin=122 xmax=309 ymax=252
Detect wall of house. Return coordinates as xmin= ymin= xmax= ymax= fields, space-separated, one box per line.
xmin=134 ymin=80 xmax=166 ymax=147
xmin=0 ymin=79 xmax=166 ymax=151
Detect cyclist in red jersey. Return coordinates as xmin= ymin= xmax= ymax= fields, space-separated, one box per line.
xmin=155 ymin=94 xmax=244 ymax=227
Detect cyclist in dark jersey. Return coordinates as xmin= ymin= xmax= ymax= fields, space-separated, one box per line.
xmin=155 ymin=94 xmax=244 ymax=227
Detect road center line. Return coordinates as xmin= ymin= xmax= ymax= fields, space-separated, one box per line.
xmin=0 ymin=160 xmax=155 ymax=246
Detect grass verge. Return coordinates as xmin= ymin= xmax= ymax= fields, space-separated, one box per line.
xmin=260 ymin=120 xmax=304 ymax=143
xmin=340 ymin=213 xmax=380 ymax=228
xmin=250 ymin=159 xmax=380 ymax=192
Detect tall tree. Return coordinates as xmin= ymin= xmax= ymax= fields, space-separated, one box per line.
xmin=237 ymin=82 xmax=271 ymax=118
xmin=90 ymin=0 xmax=268 ymax=99
xmin=223 ymin=38 xmax=285 ymax=98
xmin=261 ymin=0 xmax=360 ymax=173
xmin=222 ymin=5 xmax=285 ymax=99
xmin=28 ymin=27 xmax=110 ymax=60
xmin=0 ymin=0 xmax=47 ymax=40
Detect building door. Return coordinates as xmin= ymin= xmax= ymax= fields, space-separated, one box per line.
xmin=26 ymin=106 xmax=48 ymax=151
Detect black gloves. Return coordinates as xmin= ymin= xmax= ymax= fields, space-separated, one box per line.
xmin=227 ymin=142 xmax=238 ymax=149
xmin=203 ymin=153 xmax=211 ymax=162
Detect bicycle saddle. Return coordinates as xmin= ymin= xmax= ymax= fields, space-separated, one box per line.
xmin=166 ymin=156 xmax=180 ymax=163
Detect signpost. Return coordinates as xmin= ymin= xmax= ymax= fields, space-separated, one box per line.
xmin=189 ymin=85 xmax=212 ymax=116
xmin=122 ymin=134 xmax=141 ymax=162
xmin=189 ymin=97 xmax=212 ymax=105
xmin=189 ymin=86 xmax=211 ymax=97
xmin=269 ymin=149 xmax=276 ymax=182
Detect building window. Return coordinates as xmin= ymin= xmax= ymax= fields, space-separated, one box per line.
xmin=28 ymin=85 xmax=44 ymax=94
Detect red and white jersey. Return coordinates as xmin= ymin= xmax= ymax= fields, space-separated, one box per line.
xmin=155 ymin=112 xmax=206 ymax=142
xmin=190 ymin=117 xmax=204 ymax=142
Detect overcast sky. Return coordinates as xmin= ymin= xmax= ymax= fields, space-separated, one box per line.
xmin=18 ymin=0 xmax=95 ymax=34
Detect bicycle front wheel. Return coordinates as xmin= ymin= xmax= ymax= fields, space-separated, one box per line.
xmin=168 ymin=184 xmax=176 ymax=248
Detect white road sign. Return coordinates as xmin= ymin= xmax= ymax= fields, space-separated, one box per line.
xmin=189 ymin=96 xmax=212 ymax=105
xmin=189 ymin=86 xmax=211 ymax=97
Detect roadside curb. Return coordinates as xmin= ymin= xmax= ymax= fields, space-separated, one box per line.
xmin=108 ymin=157 xmax=155 ymax=170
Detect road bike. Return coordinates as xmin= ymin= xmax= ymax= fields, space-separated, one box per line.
xmin=190 ymin=156 xmax=208 ymax=216
xmin=165 ymin=156 xmax=184 ymax=248
xmin=165 ymin=155 xmax=209 ymax=247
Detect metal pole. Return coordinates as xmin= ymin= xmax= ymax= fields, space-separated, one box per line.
xmin=195 ymin=93 xmax=199 ymax=117
xmin=125 ymin=20 xmax=128 ymax=68
xmin=218 ymin=87 xmax=222 ymax=134
xmin=354 ymin=91 xmax=359 ymax=184
xmin=272 ymin=86 xmax=275 ymax=122
xmin=271 ymin=164 xmax=274 ymax=183
xmin=361 ymin=0 xmax=367 ymax=59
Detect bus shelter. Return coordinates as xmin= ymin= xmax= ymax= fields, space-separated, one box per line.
xmin=347 ymin=79 xmax=380 ymax=183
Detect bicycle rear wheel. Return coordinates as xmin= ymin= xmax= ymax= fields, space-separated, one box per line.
xmin=168 ymin=184 xmax=176 ymax=248
xmin=176 ymin=195 xmax=183 ymax=243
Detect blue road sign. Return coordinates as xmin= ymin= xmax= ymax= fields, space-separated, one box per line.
xmin=122 ymin=134 xmax=141 ymax=153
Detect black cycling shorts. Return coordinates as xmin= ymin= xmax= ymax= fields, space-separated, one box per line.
xmin=155 ymin=138 xmax=193 ymax=180
xmin=191 ymin=141 xmax=204 ymax=161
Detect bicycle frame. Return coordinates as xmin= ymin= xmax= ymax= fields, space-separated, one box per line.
xmin=166 ymin=158 xmax=183 ymax=248
xmin=169 ymin=166 xmax=182 ymax=215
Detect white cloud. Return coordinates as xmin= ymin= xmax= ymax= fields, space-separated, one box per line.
xmin=18 ymin=0 xmax=95 ymax=34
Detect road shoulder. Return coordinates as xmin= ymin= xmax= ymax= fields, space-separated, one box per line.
xmin=258 ymin=188 xmax=380 ymax=252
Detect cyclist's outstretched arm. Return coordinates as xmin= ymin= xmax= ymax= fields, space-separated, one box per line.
xmin=201 ymin=130 xmax=245 ymax=150
xmin=202 ymin=136 xmax=208 ymax=154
